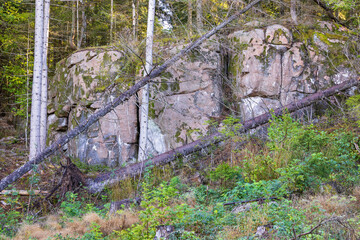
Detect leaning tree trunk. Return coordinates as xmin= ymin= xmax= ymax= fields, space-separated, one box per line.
xmin=86 ymin=78 xmax=360 ymax=193
xmin=138 ymin=0 xmax=156 ymax=162
xmin=40 ymin=0 xmax=50 ymax=151
xmin=29 ymin=0 xmax=45 ymax=160
xmin=0 ymin=0 xmax=262 ymax=192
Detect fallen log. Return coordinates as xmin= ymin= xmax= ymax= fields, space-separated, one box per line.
xmin=223 ymin=197 xmax=279 ymax=206
xmin=0 ymin=190 xmax=49 ymax=196
xmin=86 ymin=78 xmax=359 ymax=193
xmin=0 ymin=0 xmax=262 ymax=192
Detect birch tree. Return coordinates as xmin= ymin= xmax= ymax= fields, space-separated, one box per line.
xmin=138 ymin=0 xmax=156 ymax=162
xmin=40 ymin=0 xmax=50 ymax=151
xmin=29 ymin=0 xmax=45 ymax=160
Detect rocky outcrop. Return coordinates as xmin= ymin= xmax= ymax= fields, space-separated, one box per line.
xmin=228 ymin=23 xmax=357 ymax=120
xmin=149 ymin=39 xmax=222 ymax=152
xmin=48 ymin=49 xmax=138 ymax=167
xmin=48 ymin=42 xmax=223 ymax=167
xmin=48 ymin=23 xmax=358 ymax=167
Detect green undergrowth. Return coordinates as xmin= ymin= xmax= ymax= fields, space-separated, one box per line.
xmin=3 ymin=107 xmax=360 ymax=239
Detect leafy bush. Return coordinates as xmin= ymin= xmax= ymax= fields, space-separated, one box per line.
xmin=116 ymin=175 xmax=195 ymax=239
xmin=0 ymin=192 xmax=22 ymax=237
xmin=209 ymin=163 xmax=242 ymax=189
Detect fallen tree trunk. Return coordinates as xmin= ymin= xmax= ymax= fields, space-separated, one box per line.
xmin=86 ymin=78 xmax=359 ymax=193
xmin=0 ymin=190 xmax=49 ymax=196
xmin=0 ymin=0 xmax=261 ymax=192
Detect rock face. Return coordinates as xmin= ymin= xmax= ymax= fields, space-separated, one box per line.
xmin=48 ymin=23 xmax=358 ymax=166
xmin=48 ymin=49 xmax=138 ymax=167
xmin=228 ymin=23 xmax=357 ymax=120
xmin=149 ymin=39 xmax=222 ymax=152
xmin=48 ymin=42 xmax=223 ymax=166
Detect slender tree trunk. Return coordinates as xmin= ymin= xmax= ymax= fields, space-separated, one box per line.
xmin=30 ymin=0 xmax=45 ymax=160
xmin=291 ymin=0 xmax=298 ymax=24
xmin=70 ymin=2 xmax=76 ymax=49
xmin=40 ymin=0 xmax=50 ymax=151
xmin=196 ymin=0 xmax=203 ymax=30
xmin=76 ymin=0 xmax=79 ymax=46
xmin=110 ymin=0 xmax=113 ymax=43
xmin=0 ymin=0 xmax=262 ymax=192
xmin=132 ymin=0 xmax=137 ymax=39
xmin=26 ymin=21 xmax=31 ymax=149
xmin=188 ymin=0 xmax=193 ymax=35
xmin=138 ymin=0 xmax=156 ymax=162
xmin=78 ymin=0 xmax=86 ymax=48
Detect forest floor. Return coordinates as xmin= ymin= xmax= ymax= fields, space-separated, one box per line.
xmin=1 ymin=111 xmax=360 ymax=239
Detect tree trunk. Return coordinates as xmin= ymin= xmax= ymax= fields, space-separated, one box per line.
xmin=0 ymin=0 xmax=262 ymax=192
xmin=29 ymin=0 xmax=45 ymax=160
xmin=138 ymin=0 xmax=156 ymax=162
xmin=76 ymin=0 xmax=79 ymax=46
xmin=78 ymin=1 xmax=86 ymax=48
xmin=110 ymin=0 xmax=113 ymax=43
xmin=188 ymin=0 xmax=193 ymax=35
xmin=40 ymin=0 xmax=50 ymax=151
xmin=86 ymin=78 xmax=360 ymax=193
xmin=291 ymin=0 xmax=298 ymax=24
xmin=69 ymin=1 xmax=76 ymax=49
xmin=196 ymin=0 xmax=203 ymax=30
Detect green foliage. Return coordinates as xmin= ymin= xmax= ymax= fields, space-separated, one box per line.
xmin=346 ymin=94 xmax=360 ymax=126
xmin=225 ymin=179 xmax=284 ymax=202
xmin=235 ymin=113 xmax=360 ymax=194
xmin=209 ymin=163 xmax=242 ymax=189
xmin=81 ymin=223 xmax=105 ymax=240
xmin=220 ymin=115 xmax=243 ymax=138
xmin=60 ymin=192 xmax=109 ymax=220
xmin=0 ymin=191 xmax=22 ymax=237
xmin=116 ymin=172 xmax=194 ymax=240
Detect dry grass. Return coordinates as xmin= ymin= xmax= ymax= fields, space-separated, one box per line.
xmin=14 ymin=211 xmax=139 ymax=240
xmin=219 ymin=204 xmax=269 ymax=239
xmin=299 ymin=194 xmax=358 ymax=217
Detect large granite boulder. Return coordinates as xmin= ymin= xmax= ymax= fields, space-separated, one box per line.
xmin=148 ymin=39 xmax=222 ymax=152
xmin=228 ymin=23 xmax=357 ymax=120
xmin=48 ymin=49 xmax=138 ymax=167
xmin=48 ymin=41 xmax=223 ymax=166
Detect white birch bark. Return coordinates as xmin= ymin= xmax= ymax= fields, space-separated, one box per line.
xmin=29 ymin=0 xmax=45 ymax=160
xmin=40 ymin=0 xmax=50 ymax=151
xmin=138 ymin=0 xmax=156 ymax=162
